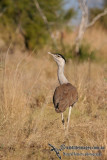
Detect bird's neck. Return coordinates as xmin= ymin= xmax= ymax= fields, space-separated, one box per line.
xmin=57 ymin=65 xmax=69 ymax=85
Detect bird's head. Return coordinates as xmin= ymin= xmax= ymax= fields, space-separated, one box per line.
xmin=48 ymin=52 xmax=66 ymax=67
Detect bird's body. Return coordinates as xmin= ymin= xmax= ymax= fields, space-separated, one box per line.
xmin=48 ymin=52 xmax=78 ymax=132
xmin=53 ymin=83 xmax=78 ymax=113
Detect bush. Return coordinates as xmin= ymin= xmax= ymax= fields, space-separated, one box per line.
xmin=78 ymin=43 xmax=96 ymax=61
xmin=0 ymin=0 xmax=75 ymax=50
xmin=63 ymin=43 xmax=96 ymax=61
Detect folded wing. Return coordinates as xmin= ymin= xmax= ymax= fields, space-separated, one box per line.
xmin=53 ymin=83 xmax=78 ymax=113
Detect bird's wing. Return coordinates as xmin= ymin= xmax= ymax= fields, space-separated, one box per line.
xmin=53 ymin=83 xmax=78 ymax=113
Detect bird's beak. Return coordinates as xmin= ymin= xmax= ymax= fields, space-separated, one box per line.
xmin=48 ymin=52 xmax=57 ymax=61
xmin=48 ymin=52 xmax=54 ymax=56
xmin=48 ymin=52 xmax=56 ymax=58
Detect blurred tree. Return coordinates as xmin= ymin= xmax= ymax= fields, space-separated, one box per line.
xmin=89 ymin=0 xmax=107 ymax=29
xmin=0 ymin=0 xmax=75 ymax=50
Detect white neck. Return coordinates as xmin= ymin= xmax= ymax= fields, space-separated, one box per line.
xmin=57 ymin=65 xmax=69 ymax=85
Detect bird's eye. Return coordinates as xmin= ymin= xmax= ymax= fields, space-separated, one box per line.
xmin=57 ymin=55 xmax=60 ymax=57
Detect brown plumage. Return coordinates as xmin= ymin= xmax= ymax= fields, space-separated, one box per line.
xmin=53 ymin=83 xmax=78 ymax=113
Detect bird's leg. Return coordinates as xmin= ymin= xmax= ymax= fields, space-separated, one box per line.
xmin=67 ymin=106 xmax=72 ymax=132
xmin=61 ymin=113 xmax=65 ymax=130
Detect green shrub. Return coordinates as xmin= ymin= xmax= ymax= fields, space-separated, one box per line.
xmin=63 ymin=43 xmax=96 ymax=61
xmin=0 ymin=0 xmax=75 ymax=50
xmin=78 ymin=43 xmax=96 ymax=61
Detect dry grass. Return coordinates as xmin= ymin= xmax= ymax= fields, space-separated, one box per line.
xmin=0 ymin=28 xmax=107 ymax=160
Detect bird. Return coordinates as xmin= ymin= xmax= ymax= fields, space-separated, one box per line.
xmin=48 ymin=52 xmax=78 ymax=131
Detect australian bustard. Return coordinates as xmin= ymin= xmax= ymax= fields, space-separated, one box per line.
xmin=48 ymin=52 xmax=78 ymax=131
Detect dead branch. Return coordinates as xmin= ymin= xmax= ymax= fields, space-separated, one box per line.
xmin=34 ymin=0 xmax=57 ymax=49
xmin=75 ymin=0 xmax=88 ymax=55
xmin=34 ymin=0 xmax=48 ymax=25
xmin=75 ymin=0 xmax=107 ymax=56
xmin=87 ymin=8 xmax=107 ymax=28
